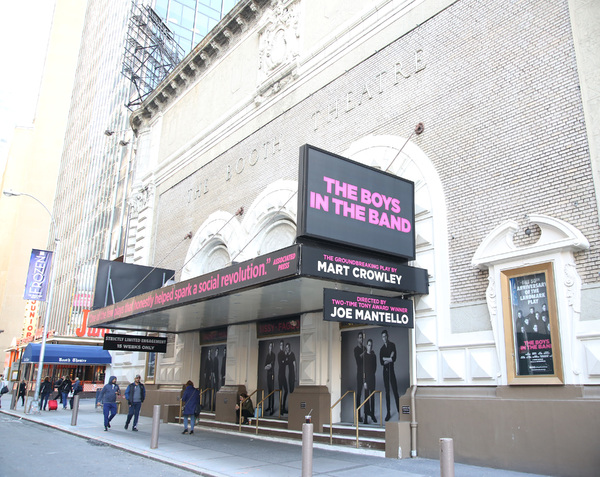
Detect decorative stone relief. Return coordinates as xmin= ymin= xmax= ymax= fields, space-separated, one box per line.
xmin=255 ymin=0 xmax=301 ymax=100
xmin=130 ymin=183 xmax=155 ymax=216
xmin=416 ymin=352 xmax=437 ymax=381
xmin=584 ymin=341 xmax=600 ymax=376
xmin=441 ymin=350 xmax=466 ymax=381
xmin=469 ymin=348 xmax=497 ymax=380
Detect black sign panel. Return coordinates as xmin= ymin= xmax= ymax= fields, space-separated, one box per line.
xmin=103 ymin=333 xmax=167 ymax=353
xmin=93 ymin=260 xmax=175 ymax=309
xmin=301 ymin=243 xmax=428 ymax=295
xmin=89 ymin=245 xmax=300 ymax=327
xmin=297 ymin=145 xmax=415 ymax=260
xmin=324 ymin=289 xmax=414 ymax=328
xmin=256 ymin=316 xmax=301 ymax=338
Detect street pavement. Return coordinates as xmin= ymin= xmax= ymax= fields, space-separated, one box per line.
xmin=0 ymin=396 xmax=549 ymax=477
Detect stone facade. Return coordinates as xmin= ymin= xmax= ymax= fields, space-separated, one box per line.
xmin=117 ymin=0 xmax=600 ymax=474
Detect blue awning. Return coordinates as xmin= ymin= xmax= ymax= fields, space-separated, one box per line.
xmin=21 ymin=343 xmax=112 ymax=365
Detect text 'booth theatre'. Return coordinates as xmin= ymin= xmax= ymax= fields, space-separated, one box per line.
xmin=88 ymin=0 xmax=600 ymax=475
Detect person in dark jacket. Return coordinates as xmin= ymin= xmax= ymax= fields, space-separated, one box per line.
xmin=235 ymin=392 xmax=254 ymax=425
xmin=59 ymin=376 xmax=72 ymax=409
xmin=124 ymin=375 xmax=145 ymax=431
xmin=54 ymin=376 xmax=64 ymax=403
xmin=39 ymin=376 xmax=53 ymax=410
xmin=18 ymin=380 xmax=26 ymax=406
xmin=181 ymin=380 xmax=200 ymax=435
xmin=70 ymin=378 xmax=83 ymax=409
xmin=98 ymin=376 xmax=120 ymax=431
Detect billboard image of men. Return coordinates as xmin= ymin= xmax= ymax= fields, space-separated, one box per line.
xmin=212 ymin=347 xmax=220 ymax=393
xmin=380 ymin=329 xmax=400 ymax=421
xmin=364 ymin=338 xmax=377 ymax=424
xmin=264 ymin=341 xmax=275 ymax=415
xmin=278 ymin=340 xmax=288 ymax=413
xmin=221 ymin=347 xmax=227 ymax=387
xmin=203 ymin=349 xmax=213 ymax=410
xmin=354 ymin=331 xmax=365 ymax=422
xmin=285 ymin=342 xmax=297 ymax=395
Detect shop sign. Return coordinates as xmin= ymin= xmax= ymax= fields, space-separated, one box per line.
xmin=22 ymin=300 xmax=38 ymax=339
xmin=103 ymin=333 xmax=167 ymax=352
xmin=257 ymin=316 xmax=301 ymax=338
xmin=200 ymin=327 xmax=228 ymax=345
xmin=323 ymin=289 xmax=413 ymax=328
xmin=297 ymin=145 xmax=415 ymax=260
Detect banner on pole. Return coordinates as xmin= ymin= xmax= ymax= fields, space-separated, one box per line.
xmin=24 ymin=249 xmax=53 ymax=301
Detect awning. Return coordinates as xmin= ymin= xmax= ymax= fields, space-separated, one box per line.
xmin=21 ymin=343 xmax=112 ymax=365
xmin=87 ymin=242 xmax=429 ymax=334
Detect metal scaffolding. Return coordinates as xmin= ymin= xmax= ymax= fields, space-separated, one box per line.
xmin=122 ymin=2 xmax=184 ymax=110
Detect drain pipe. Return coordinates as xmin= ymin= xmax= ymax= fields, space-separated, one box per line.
xmin=410 ymin=385 xmax=418 ymax=457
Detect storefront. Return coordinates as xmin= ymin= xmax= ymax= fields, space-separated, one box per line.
xmin=19 ymin=343 xmax=111 ymax=394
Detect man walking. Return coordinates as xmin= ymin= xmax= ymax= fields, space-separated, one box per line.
xmin=98 ymin=375 xmax=120 ymax=431
xmin=124 ymin=374 xmax=145 ymax=431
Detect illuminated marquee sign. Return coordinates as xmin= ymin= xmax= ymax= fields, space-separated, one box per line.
xmin=297 ymin=145 xmax=415 ymax=260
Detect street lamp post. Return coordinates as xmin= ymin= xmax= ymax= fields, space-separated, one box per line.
xmin=3 ymin=190 xmax=60 ymax=409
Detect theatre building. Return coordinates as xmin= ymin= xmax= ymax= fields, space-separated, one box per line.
xmin=89 ymin=0 xmax=600 ymax=475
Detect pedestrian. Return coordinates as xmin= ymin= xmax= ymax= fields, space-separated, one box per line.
xmin=0 ymin=374 xmax=9 ymax=409
xmin=70 ymin=377 xmax=83 ymax=409
xmin=39 ymin=376 xmax=53 ymax=410
xmin=180 ymin=380 xmax=199 ymax=435
xmin=235 ymin=392 xmax=254 ymax=425
xmin=18 ymin=380 xmax=26 ymax=406
xmin=124 ymin=374 xmax=145 ymax=431
xmin=54 ymin=375 xmax=64 ymax=403
xmin=60 ymin=376 xmax=72 ymax=409
xmin=98 ymin=375 xmax=120 ymax=431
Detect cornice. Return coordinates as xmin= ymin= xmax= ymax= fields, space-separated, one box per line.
xmin=130 ymin=0 xmax=270 ymax=134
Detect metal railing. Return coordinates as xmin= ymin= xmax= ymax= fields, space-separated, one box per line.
xmin=329 ymin=390 xmax=355 ymax=444
xmin=253 ymin=389 xmax=282 ymax=434
xmin=355 ymin=390 xmax=382 ymax=448
xmin=238 ymin=389 xmax=258 ymax=431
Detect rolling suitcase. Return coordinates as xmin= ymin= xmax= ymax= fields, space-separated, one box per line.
xmin=48 ymin=399 xmax=58 ymax=411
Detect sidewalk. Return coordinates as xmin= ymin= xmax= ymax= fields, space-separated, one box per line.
xmin=0 ymin=397 xmax=548 ymax=477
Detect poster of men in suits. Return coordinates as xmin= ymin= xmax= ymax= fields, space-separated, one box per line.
xmin=340 ymin=327 xmax=409 ymax=424
xmin=257 ymin=337 xmax=300 ymax=416
xmin=199 ymin=344 xmax=227 ymax=411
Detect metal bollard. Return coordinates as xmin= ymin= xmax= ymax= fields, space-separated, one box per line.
xmin=440 ymin=438 xmax=455 ymax=477
xmin=302 ymin=416 xmax=314 ymax=477
xmin=71 ymin=395 xmax=81 ymax=426
xmin=150 ymin=404 xmax=161 ymax=449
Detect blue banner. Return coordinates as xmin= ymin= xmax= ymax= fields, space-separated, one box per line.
xmin=24 ymin=249 xmax=53 ymax=301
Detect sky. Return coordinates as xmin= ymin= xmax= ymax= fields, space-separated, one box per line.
xmin=0 ymin=0 xmax=56 ymax=173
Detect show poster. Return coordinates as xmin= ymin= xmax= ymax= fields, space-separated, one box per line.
xmin=340 ymin=326 xmax=409 ymax=424
xmin=323 ymin=289 xmax=414 ymax=328
xmin=257 ymin=336 xmax=300 ymax=417
xmin=199 ymin=344 xmax=227 ymax=411
xmin=509 ymin=272 xmax=554 ymax=375
xmin=24 ymin=249 xmax=53 ymax=301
